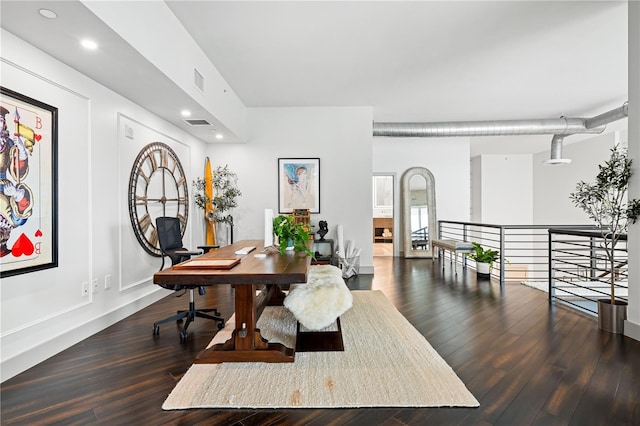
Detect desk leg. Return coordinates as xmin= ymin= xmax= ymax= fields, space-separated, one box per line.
xmin=266 ymin=285 xmax=287 ymax=306
xmin=194 ymin=284 xmax=295 ymax=364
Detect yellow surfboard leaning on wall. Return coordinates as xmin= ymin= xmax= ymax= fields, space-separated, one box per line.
xmin=205 ymin=157 xmax=216 ymax=245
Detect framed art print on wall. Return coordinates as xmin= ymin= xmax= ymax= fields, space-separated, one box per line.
xmin=278 ymin=158 xmax=320 ymax=214
xmin=0 ymin=87 xmax=58 ymax=278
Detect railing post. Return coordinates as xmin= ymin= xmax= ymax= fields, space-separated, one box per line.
xmin=589 ymin=236 xmax=597 ymax=280
xmin=499 ymin=226 xmax=505 ymax=292
xmin=548 ymin=229 xmax=554 ymax=304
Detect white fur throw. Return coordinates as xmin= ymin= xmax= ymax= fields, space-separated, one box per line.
xmin=284 ymin=265 xmax=353 ymax=330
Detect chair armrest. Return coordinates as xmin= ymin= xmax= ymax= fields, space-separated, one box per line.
xmin=197 ymin=245 xmax=220 ymax=253
xmin=174 ymin=250 xmax=202 ymax=256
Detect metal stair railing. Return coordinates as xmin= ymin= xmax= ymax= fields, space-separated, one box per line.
xmin=437 ymin=220 xmax=595 ymax=293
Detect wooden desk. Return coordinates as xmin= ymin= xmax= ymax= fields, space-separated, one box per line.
xmin=153 ymin=239 xmax=310 ymax=363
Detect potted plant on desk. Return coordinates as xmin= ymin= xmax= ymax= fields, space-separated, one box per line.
xmin=466 ymin=242 xmax=500 ymax=278
xmin=272 ymin=215 xmax=314 ymax=257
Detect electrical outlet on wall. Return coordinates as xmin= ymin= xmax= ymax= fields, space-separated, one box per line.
xmin=105 ymin=275 xmax=112 ymax=289
xmin=81 ymin=282 xmax=89 ymax=297
xmin=92 ymin=279 xmax=98 ymax=293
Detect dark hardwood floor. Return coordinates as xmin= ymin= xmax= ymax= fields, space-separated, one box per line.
xmin=2 ymin=257 xmax=639 ymax=425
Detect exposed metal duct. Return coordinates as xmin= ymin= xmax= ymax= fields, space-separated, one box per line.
xmin=543 ymin=134 xmax=572 ymax=165
xmin=585 ymin=102 xmax=628 ymax=129
xmin=545 ymin=102 xmax=628 ymax=165
xmin=373 ymin=117 xmax=605 ymax=138
xmin=372 ymin=102 xmax=628 ymax=138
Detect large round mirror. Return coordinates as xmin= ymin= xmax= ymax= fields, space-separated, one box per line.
xmin=401 ymin=167 xmax=437 ymax=258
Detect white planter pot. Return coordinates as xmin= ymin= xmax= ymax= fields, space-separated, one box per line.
xmin=476 ymin=261 xmax=491 ymax=277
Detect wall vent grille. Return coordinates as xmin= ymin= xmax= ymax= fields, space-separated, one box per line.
xmin=184 ymin=119 xmax=211 ymax=126
xmin=194 ymin=68 xmax=204 ymax=92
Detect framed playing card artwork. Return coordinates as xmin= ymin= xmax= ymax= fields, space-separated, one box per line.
xmin=0 ymin=87 xmax=58 ymax=278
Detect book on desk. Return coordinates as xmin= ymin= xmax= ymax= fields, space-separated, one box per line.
xmin=173 ymin=258 xmax=241 ymax=269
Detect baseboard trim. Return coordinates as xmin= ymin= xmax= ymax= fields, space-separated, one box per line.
xmin=624 ymin=319 xmax=640 ymax=342
xmin=1 ymin=289 xmax=166 ymax=383
xmin=359 ymin=265 xmax=374 ymax=275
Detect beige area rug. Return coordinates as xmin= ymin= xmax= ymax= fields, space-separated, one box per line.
xmin=162 ymin=290 xmax=479 ymax=409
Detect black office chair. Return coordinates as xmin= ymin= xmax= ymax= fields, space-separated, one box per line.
xmin=153 ymin=216 xmax=225 ymax=341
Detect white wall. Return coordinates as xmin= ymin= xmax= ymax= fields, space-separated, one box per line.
xmin=205 ymin=106 xmax=374 ymax=272
xmin=83 ymin=0 xmax=247 ymax=142
xmin=372 ymin=137 xmax=471 ymax=255
xmin=626 ymin=0 xmax=640 ymax=340
xmin=471 ymin=154 xmax=533 ymax=224
xmin=532 ymin=132 xmax=619 ymax=225
xmin=1 ymin=30 xmax=207 ymax=381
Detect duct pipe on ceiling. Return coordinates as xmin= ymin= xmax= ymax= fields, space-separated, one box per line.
xmin=543 ymin=134 xmax=572 ymax=165
xmin=544 ymin=102 xmax=628 ymax=166
xmin=372 ymin=117 xmax=605 ymax=138
xmin=584 ymin=102 xmax=628 ymax=129
xmin=373 ymin=102 xmax=629 ymax=138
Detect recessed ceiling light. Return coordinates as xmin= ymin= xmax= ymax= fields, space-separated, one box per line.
xmin=181 ymin=110 xmax=191 ymax=117
xmin=215 ymin=133 xmax=224 ymax=140
xmin=80 ymin=39 xmax=98 ymax=50
xmin=38 ymin=9 xmax=57 ymax=19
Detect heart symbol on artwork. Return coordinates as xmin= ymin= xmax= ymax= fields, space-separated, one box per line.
xmin=34 ymin=134 xmax=42 ymax=142
xmin=11 ymin=233 xmax=35 ymax=257
xmin=35 ymin=229 xmax=43 ymax=237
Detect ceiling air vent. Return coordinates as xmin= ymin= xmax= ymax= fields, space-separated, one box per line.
xmin=184 ymin=119 xmax=211 ymax=126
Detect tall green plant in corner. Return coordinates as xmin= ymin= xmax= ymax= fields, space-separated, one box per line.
xmin=570 ymin=145 xmax=640 ymax=307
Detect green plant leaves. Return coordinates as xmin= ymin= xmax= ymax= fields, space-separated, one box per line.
xmin=192 ymin=165 xmax=242 ymax=225
xmin=272 ymin=215 xmax=313 ymax=257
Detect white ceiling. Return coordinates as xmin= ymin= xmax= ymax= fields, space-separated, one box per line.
xmin=0 ymin=1 xmax=629 ymax=155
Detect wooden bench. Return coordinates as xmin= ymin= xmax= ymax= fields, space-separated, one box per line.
xmin=431 ymin=239 xmax=475 ymax=275
xmin=283 ymin=265 xmax=352 ymax=352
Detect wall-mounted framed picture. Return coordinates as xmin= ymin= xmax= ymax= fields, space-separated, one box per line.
xmin=278 ymin=158 xmax=320 ymax=214
xmin=0 ymin=87 xmax=58 ymax=278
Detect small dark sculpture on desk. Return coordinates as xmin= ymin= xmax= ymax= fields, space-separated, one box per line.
xmin=317 ymin=220 xmax=328 ymax=241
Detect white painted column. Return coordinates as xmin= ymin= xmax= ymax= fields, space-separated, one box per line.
xmin=625 ymin=1 xmax=640 ymax=341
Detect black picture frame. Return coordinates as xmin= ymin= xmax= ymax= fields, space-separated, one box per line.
xmin=278 ymin=158 xmax=320 ymax=214
xmin=0 ymin=87 xmax=59 ymax=278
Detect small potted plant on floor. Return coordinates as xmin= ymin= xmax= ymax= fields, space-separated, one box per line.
xmin=272 ymin=214 xmax=314 ymax=257
xmin=466 ymin=242 xmax=500 ymax=278
xmin=570 ymin=145 xmax=640 ymax=334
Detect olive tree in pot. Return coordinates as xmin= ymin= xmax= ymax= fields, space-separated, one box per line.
xmin=193 ymin=165 xmax=241 ymax=245
xmin=570 ymin=145 xmax=640 ymax=334
xmin=466 ymin=242 xmax=500 ymax=278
